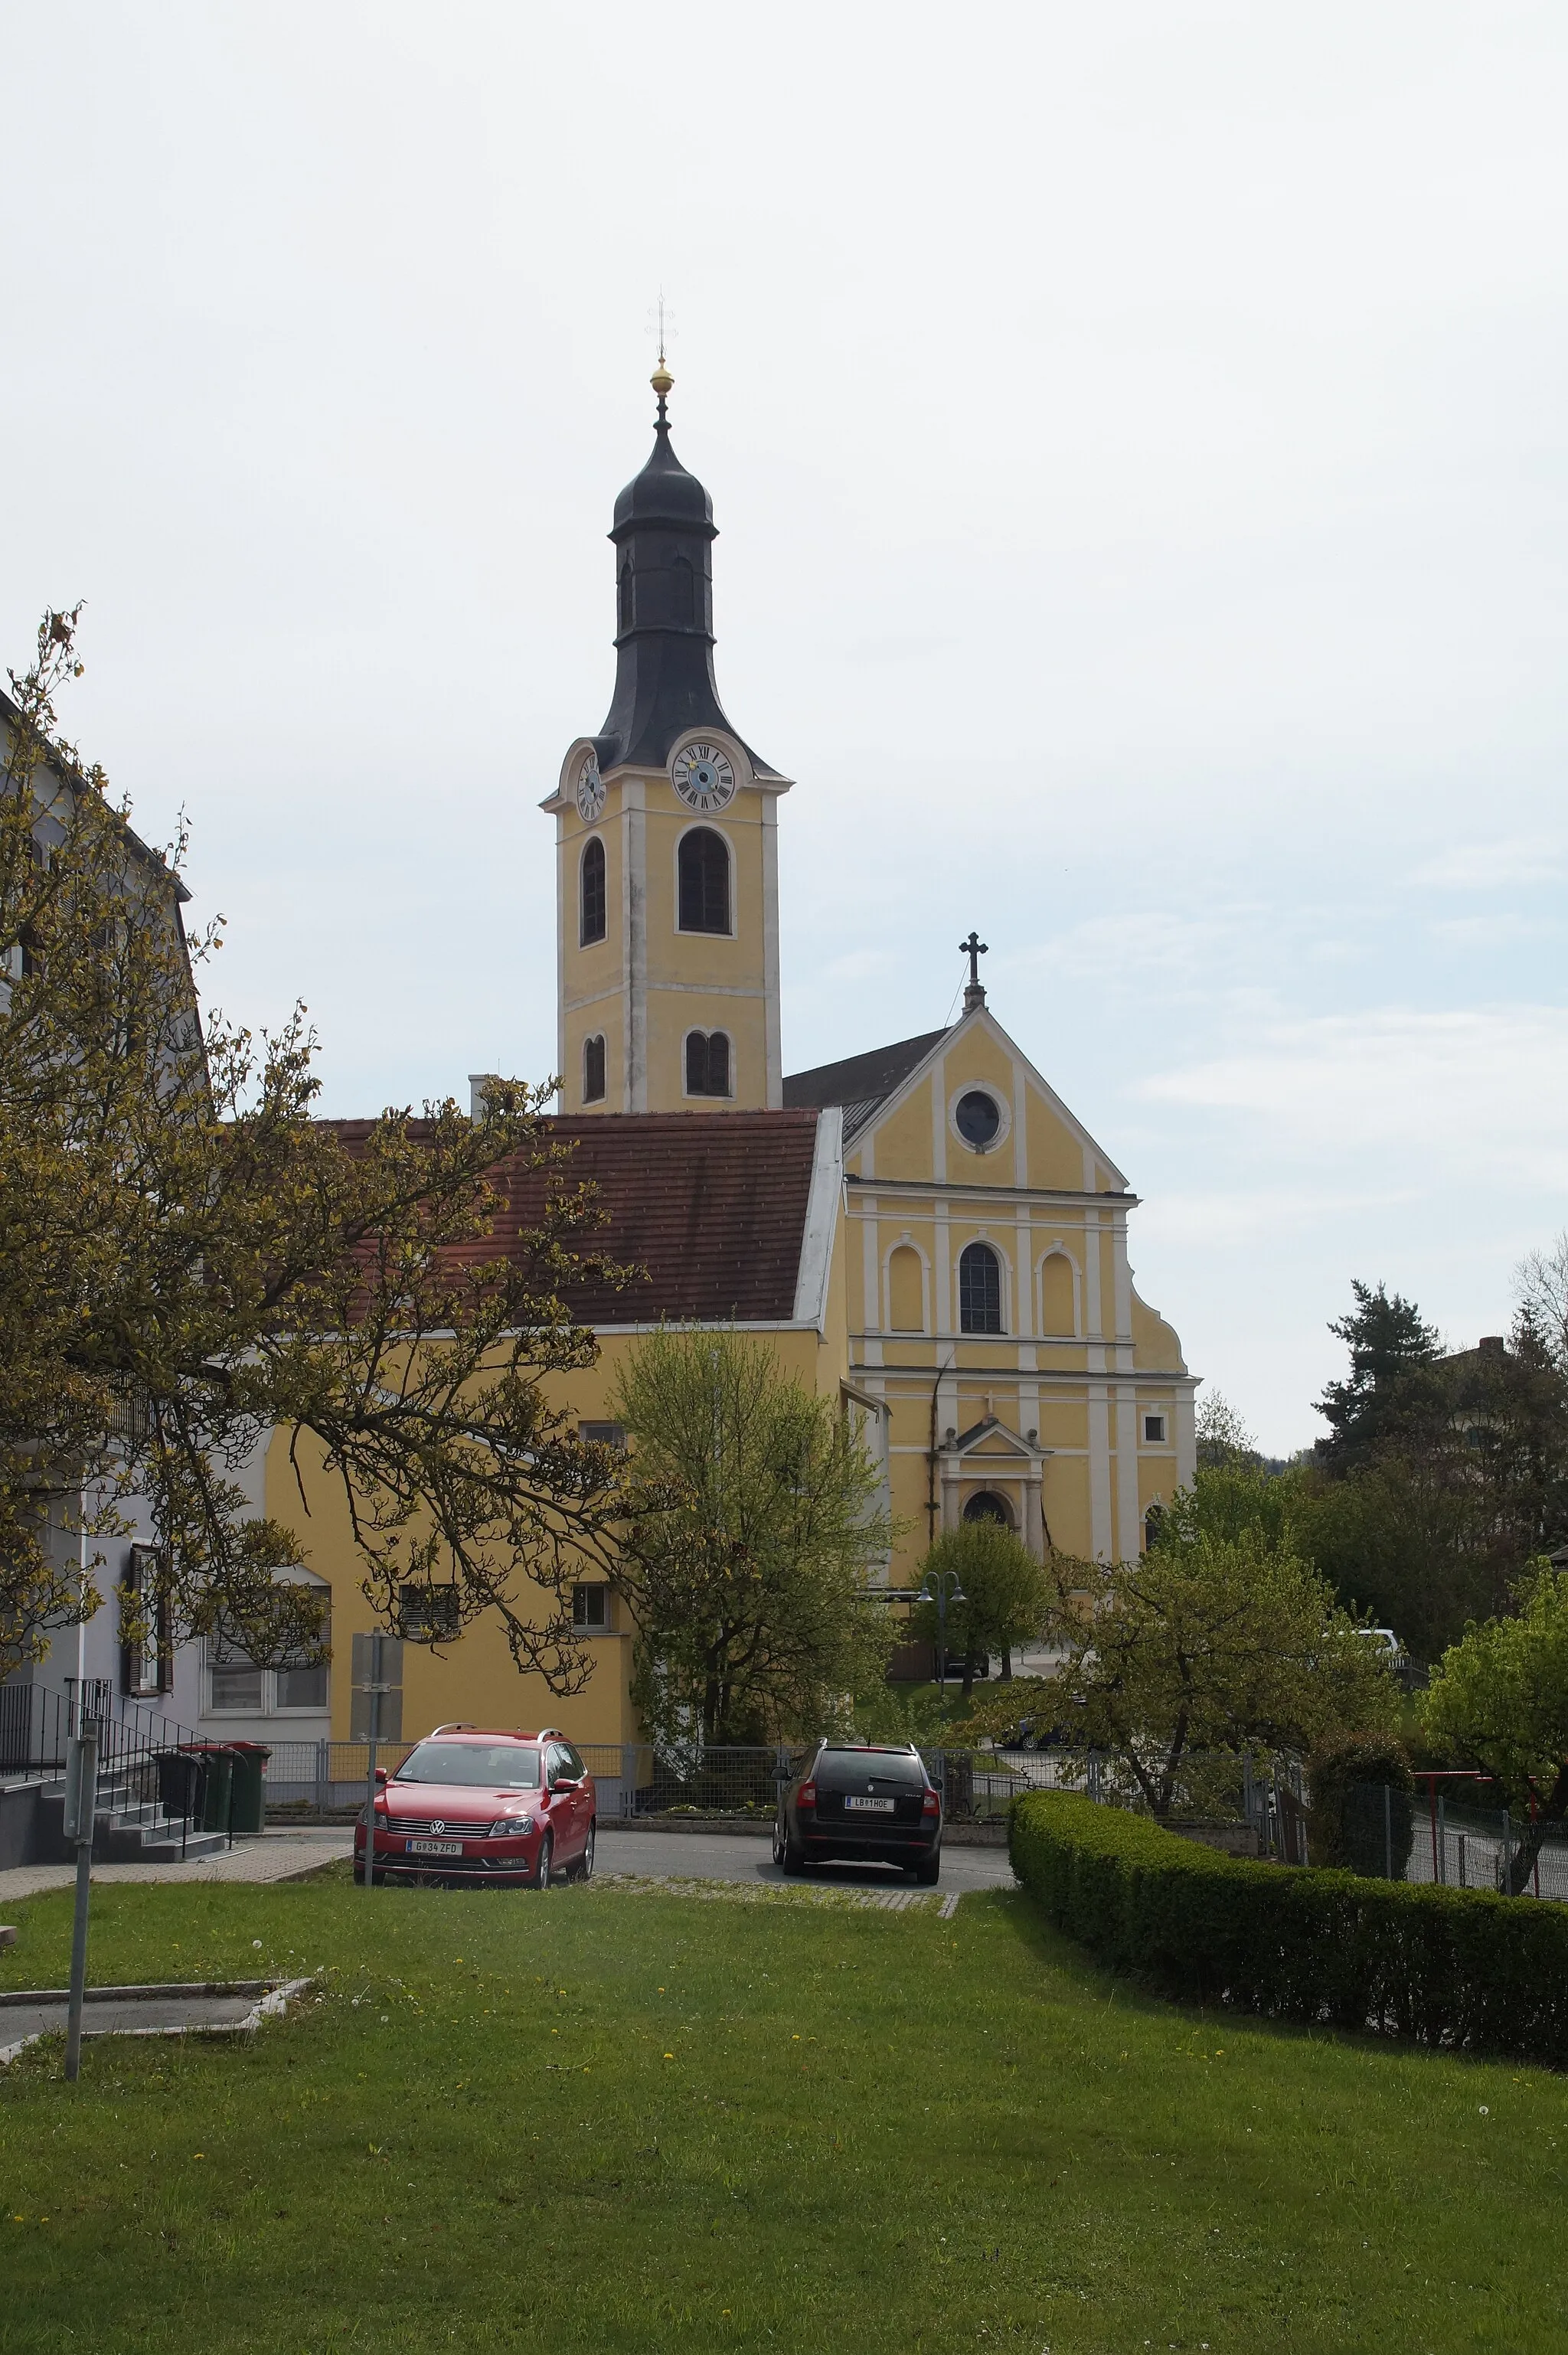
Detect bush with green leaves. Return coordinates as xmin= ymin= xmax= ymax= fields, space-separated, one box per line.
xmin=1009 ymin=1789 xmax=1568 ymax=2066
xmin=1308 ymin=1731 xmax=1415 ymax=1874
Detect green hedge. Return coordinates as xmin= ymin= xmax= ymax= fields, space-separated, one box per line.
xmin=1009 ymin=1789 xmax=1568 ymax=2067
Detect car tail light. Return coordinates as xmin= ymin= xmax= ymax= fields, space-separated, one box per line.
xmin=799 ymin=1780 xmax=817 ymax=1808
xmin=922 ymin=1789 xmax=940 ymax=1815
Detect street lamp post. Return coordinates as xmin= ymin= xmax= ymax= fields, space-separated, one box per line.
xmin=916 ymin=1568 xmax=967 ymax=1694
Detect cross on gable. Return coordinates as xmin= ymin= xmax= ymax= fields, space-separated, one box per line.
xmin=959 ymin=930 xmax=988 ymax=990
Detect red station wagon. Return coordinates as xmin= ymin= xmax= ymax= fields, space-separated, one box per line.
xmin=354 ymin=1726 xmax=596 ymax=1889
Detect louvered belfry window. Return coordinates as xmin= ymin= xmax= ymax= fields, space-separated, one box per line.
xmin=583 ymin=1034 xmax=606 ymax=1103
xmin=580 ymin=836 xmax=606 ymax=945
xmin=959 ymin=1241 xmax=1003 ymax=1334
xmin=685 ymin=1030 xmax=730 ymax=1097
xmin=678 ymin=828 xmax=729 ymax=933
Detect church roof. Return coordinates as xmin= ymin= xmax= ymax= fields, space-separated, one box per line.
xmin=324 ymin=1108 xmax=825 ymax=1327
xmin=782 ymin=1028 xmax=951 ymax=1143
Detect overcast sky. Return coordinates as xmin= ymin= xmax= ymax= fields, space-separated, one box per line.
xmin=4 ymin=4 xmax=1566 ymax=1452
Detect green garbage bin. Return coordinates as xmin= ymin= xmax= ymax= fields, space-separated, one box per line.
xmin=180 ymin=1743 xmax=236 ymax=1834
xmin=226 ymin=1741 xmax=271 ymax=1835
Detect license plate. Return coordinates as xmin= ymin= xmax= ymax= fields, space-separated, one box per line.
xmin=406 ymin=1839 xmax=465 ymax=1856
xmin=845 ymin=1796 xmax=896 ymax=1813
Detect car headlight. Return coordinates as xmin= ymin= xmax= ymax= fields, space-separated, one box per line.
xmin=489 ymin=1815 xmax=534 ymax=1838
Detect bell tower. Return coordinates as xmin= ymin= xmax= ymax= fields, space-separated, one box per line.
xmin=545 ymin=363 xmax=791 ymax=1115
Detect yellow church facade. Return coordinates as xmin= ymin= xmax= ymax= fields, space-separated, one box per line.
xmin=244 ymin=367 xmax=1196 ymax=1755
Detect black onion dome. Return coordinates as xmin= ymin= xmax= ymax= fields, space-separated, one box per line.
xmin=612 ymin=421 xmax=715 ymax=534
xmin=591 ymin=390 xmax=781 ymax=779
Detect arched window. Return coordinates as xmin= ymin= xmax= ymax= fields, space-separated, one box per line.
xmin=579 ymin=836 xmax=606 ymax=946
xmin=582 ymin=1034 xmax=606 ymax=1104
xmin=685 ymin=1030 xmax=730 ymax=1097
xmin=963 ymin=1490 xmax=1012 ymax=1527
xmin=959 ymin=1241 xmax=1002 ymax=1334
xmin=678 ymin=828 xmax=730 ymax=934
xmin=617 ymin=558 xmax=632 ymax=635
xmin=887 ymin=1245 xmax=924 ymax=1332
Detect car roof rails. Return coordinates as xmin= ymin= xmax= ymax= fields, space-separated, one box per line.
xmin=430 ymin=1722 xmax=478 ymax=1736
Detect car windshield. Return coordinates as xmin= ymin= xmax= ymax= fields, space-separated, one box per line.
xmin=394 ymin=1742 xmax=541 ymax=1788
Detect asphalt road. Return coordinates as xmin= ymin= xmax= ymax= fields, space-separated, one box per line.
xmin=594 ymin=1829 xmax=1016 ymax=1893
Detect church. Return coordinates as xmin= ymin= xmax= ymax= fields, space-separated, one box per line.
xmin=138 ymin=361 xmax=1199 ymax=1757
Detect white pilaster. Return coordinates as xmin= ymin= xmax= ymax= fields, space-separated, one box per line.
xmin=761 ymin=790 xmax=782 ymax=1109
xmin=1114 ymin=1384 xmax=1141 ymax=1559
xmin=1088 ymin=1383 xmax=1112 ymax=1560
xmin=622 ymin=779 xmax=646 ymax=1113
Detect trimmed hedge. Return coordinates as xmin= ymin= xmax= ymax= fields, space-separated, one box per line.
xmin=1009 ymin=1789 xmax=1568 ymax=2066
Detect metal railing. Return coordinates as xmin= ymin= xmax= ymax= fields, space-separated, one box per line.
xmin=0 ymin=1678 xmax=235 ymax=1858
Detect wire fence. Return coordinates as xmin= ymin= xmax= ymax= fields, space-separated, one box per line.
xmin=1346 ymin=1780 xmax=1568 ymax=1903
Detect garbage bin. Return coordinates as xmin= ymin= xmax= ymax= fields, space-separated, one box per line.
xmin=152 ymin=1748 xmax=202 ymax=1821
xmin=178 ymin=1743 xmax=237 ymax=1834
xmin=225 ymin=1741 xmax=271 ymax=1835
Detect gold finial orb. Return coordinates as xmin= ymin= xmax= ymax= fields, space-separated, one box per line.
xmin=651 ymin=358 xmax=674 ymax=400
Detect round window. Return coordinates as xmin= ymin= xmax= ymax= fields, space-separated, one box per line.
xmin=954 ymin=1089 xmax=1001 ymax=1148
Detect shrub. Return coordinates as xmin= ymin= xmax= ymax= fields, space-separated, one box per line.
xmin=1009 ymin=1789 xmax=1568 ymax=2067
xmin=1308 ymin=1731 xmax=1414 ymax=1873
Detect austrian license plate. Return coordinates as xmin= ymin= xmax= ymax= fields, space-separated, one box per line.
xmin=845 ymin=1796 xmax=896 ymax=1814
xmin=406 ymin=1839 xmax=465 ymax=1857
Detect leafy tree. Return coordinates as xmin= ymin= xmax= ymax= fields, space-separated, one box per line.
xmin=1194 ymin=1388 xmax=1263 ymax=1470
xmin=1421 ymin=1563 xmax=1568 ymax=1893
xmin=1042 ymin=1530 xmax=1396 ymax=1818
xmin=1148 ymin=1458 xmax=1313 ymax=1556
xmin=0 ymin=608 xmax=626 ymax=1684
xmin=607 ymin=1327 xmax=896 ymax=1745
xmin=908 ymin=1519 xmax=1050 ymax=1693
xmin=1315 ymin=1278 xmax=1441 ymax=1471
xmin=1513 ymin=1231 xmax=1568 ymax=1373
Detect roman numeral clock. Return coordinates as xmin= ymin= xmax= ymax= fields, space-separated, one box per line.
xmin=671 ymin=742 xmax=737 ymax=814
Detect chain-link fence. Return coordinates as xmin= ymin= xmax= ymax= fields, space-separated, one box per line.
xmin=1345 ymin=1780 xmax=1568 ymax=1902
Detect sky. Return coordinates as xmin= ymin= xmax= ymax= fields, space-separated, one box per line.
xmin=2 ymin=2 xmax=1566 ymax=1454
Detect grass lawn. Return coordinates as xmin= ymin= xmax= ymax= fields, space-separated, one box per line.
xmin=1 ymin=1865 xmax=1563 ymax=2353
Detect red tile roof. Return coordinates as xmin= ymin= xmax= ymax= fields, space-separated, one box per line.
xmin=325 ymin=1109 xmax=824 ymax=1326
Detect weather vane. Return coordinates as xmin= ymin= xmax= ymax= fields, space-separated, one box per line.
xmin=646 ymin=292 xmax=676 ymax=421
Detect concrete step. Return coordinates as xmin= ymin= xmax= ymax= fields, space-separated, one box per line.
xmin=109 ymin=1829 xmax=229 ymax=1863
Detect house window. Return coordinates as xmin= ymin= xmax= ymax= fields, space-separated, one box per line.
xmin=958 ymin=1241 xmax=1002 ymax=1334
xmin=119 ymin=1543 xmax=170 ymax=1699
xmin=583 ymin=1033 xmax=606 ymax=1103
xmin=1143 ymin=1413 xmax=1167 ymax=1445
xmin=209 ymin=1638 xmax=265 ymax=1712
xmin=685 ymin=1029 xmax=731 ymax=1097
xmin=678 ymin=827 xmax=730 ymax=933
xmin=572 ymin=1584 xmax=611 ymax=1631
xmin=208 ymin=1600 xmax=331 ymax=1716
xmin=399 ymin=1583 xmax=461 ymax=1645
xmin=579 ymin=1421 xmax=626 ymax=1449
xmin=580 ymin=837 xmax=606 ymax=945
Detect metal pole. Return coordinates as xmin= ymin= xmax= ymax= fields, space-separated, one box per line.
xmin=937 ymin=1590 xmax=946 ymax=1696
xmin=362 ymin=1630 xmax=381 ymax=1892
xmin=1437 ymin=1793 xmax=1446 ymax=1885
xmin=1383 ymin=1783 xmax=1393 ymax=1880
xmin=1501 ymin=1808 xmax=1511 ymax=1896
xmin=63 ymin=1723 xmax=99 ymax=2083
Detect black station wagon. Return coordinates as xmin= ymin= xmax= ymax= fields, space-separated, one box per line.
xmin=774 ymin=1740 xmax=942 ymax=1883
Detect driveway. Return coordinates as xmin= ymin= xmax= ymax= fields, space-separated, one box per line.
xmin=594 ymin=1828 xmax=1016 ymax=1893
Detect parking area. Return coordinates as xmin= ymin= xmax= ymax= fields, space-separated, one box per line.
xmin=594 ymin=1828 xmax=1016 ymax=1892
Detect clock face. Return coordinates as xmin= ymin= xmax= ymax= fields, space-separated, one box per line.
xmin=575 ymin=753 xmax=606 ymax=821
xmin=671 ymin=741 xmax=737 ymax=812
